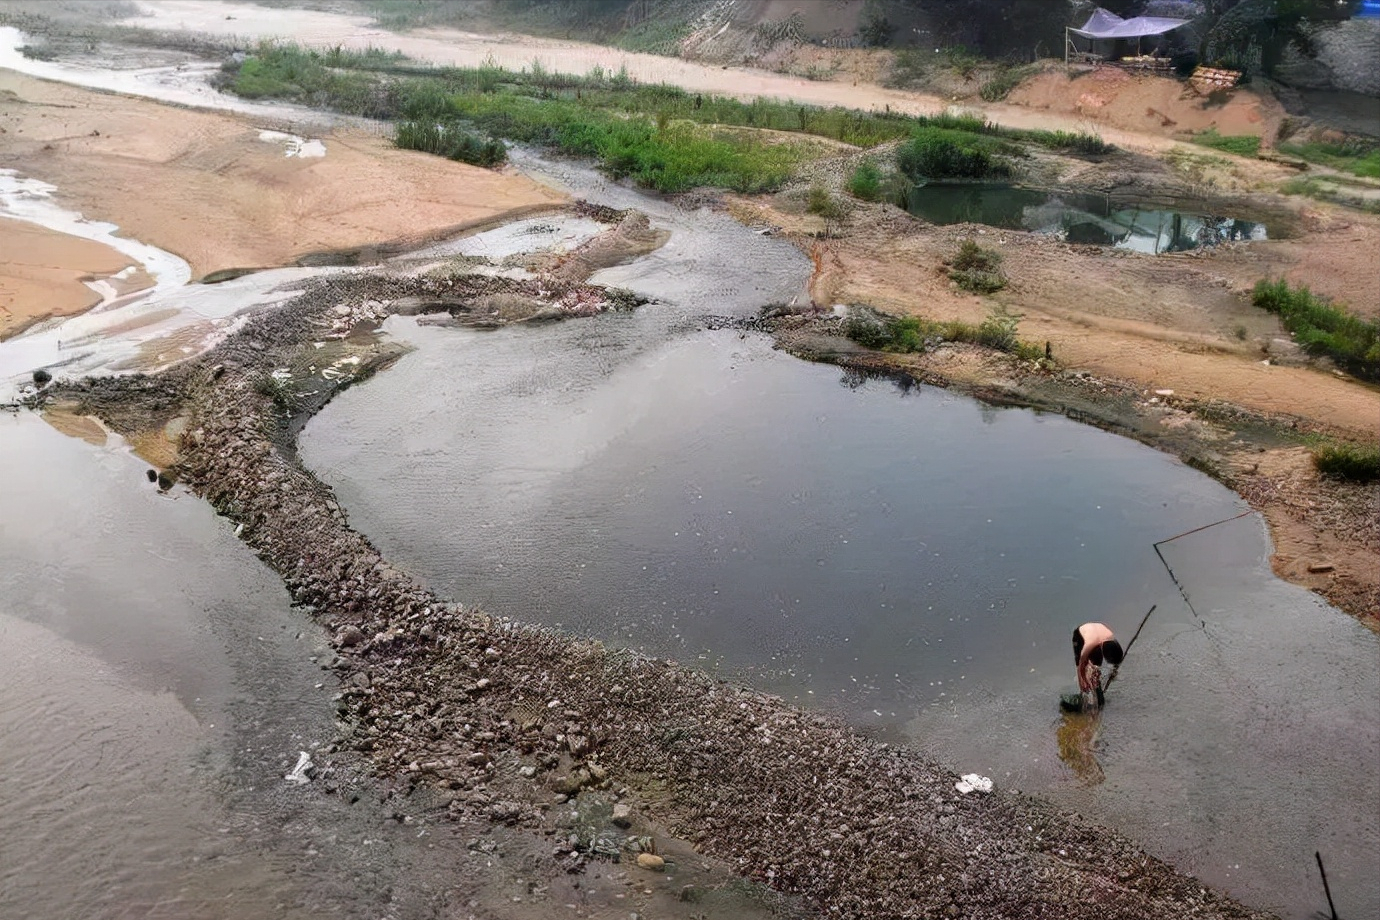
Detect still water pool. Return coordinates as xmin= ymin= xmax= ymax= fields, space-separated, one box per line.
xmin=907 ymin=183 xmax=1273 ymax=253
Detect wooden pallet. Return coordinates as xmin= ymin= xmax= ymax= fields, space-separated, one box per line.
xmin=1189 ymin=65 xmax=1241 ymax=93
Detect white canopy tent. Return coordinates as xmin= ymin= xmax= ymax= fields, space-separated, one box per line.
xmin=1065 ymin=7 xmax=1190 ymax=65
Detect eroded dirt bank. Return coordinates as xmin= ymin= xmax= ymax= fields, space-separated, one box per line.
xmin=34 ymin=262 xmax=1280 ymax=920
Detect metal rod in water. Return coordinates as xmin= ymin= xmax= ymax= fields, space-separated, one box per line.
xmin=1316 ymin=851 xmax=1339 ymax=920
xmin=1154 ymin=509 xmax=1258 ymax=547
xmin=1103 ymin=604 xmax=1155 ymax=692
xmin=1152 ymin=510 xmax=1259 ymax=622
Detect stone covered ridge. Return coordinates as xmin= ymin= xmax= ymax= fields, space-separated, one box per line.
xmin=53 ymin=272 xmax=1278 ymax=920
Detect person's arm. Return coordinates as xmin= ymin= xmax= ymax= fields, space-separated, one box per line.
xmin=1077 ymin=649 xmax=1096 ymax=693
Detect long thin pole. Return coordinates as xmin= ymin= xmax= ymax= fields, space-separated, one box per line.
xmin=1103 ymin=604 xmax=1155 ymax=692
xmin=1316 ymin=851 xmax=1339 ymax=920
xmin=1153 ymin=509 xmax=1258 ymax=623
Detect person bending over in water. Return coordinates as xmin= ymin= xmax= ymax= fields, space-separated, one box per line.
xmin=1073 ymin=622 xmax=1124 ymax=709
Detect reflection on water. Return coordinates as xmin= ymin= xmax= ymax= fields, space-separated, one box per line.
xmin=907 ymin=184 xmax=1271 ymax=254
xmin=1056 ymin=710 xmax=1105 ymax=785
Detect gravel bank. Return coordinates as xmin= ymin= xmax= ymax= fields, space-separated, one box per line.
xmin=42 ymin=269 xmax=1279 ymax=920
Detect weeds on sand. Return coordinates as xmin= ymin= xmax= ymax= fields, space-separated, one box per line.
xmin=843 ymin=305 xmax=1041 ymax=360
xmin=947 ymin=240 xmax=1007 ymax=294
xmin=1313 ymin=442 xmax=1380 ymax=483
xmin=1251 ymin=279 xmax=1380 ymax=382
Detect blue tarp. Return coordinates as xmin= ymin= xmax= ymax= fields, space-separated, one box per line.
xmin=1071 ymin=8 xmax=1189 ymax=40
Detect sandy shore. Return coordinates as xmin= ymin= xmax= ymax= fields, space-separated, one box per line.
xmin=0 ymin=216 xmax=136 ymax=338
xmin=0 ymin=69 xmax=565 ymax=284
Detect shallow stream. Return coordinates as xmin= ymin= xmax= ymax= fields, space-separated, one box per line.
xmin=298 ymin=164 xmax=1379 ymax=920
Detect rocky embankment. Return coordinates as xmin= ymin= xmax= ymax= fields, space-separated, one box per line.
xmin=40 ymin=269 xmax=1278 ymax=920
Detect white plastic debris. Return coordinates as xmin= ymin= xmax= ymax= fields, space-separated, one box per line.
xmin=285 ymin=751 xmax=313 ymax=785
xmin=955 ymin=773 xmax=993 ymax=795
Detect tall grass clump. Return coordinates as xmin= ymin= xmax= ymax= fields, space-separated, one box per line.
xmin=1252 ymin=278 xmax=1380 ymax=381
xmin=847 ymin=160 xmax=883 ymax=201
xmin=395 ymin=121 xmax=506 ymax=166
xmin=1312 ymin=443 xmax=1380 ymax=482
xmin=1024 ymin=130 xmax=1113 ymax=155
xmin=979 ymin=65 xmax=1033 ymax=102
xmin=896 ymin=127 xmax=1012 ymax=181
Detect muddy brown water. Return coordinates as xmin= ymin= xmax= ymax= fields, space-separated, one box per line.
xmin=296 ymin=164 xmax=1379 ymax=920
xmin=0 ymin=413 xmax=580 ymax=920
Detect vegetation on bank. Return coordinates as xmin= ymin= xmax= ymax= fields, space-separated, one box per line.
xmin=946 ymin=240 xmax=1007 ymax=294
xmin=221 ymin=45 xmax=1109 ymax=194
xmin=1312 ymin=442 xmax=1380 ymax=483
xmin=893 ymin=113 xmax=1109 ymax=183
xmin=843 ymin=304 xmax=1041 ymax=361
xmin=1278 ymin=138 xmax=1380 ymax=179
xmin=1193 ymin=129 xmax=1262 ymax=158
xmin=1252 ymin=279 xmax=1380 ymax=381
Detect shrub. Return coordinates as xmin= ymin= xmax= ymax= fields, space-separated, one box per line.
xmin=847 ymin=160 xmax=883 ymax=201
xmin=948 ymin=240 xmax=1007 ymax=293
xmin=1252 ymin=279 xmax=1380 ymax=381
xmin=975 ymin=306 xmax=1020 ymax=349
xmin=979 ymin=66 xmax=1028 ymax=102
xmin=1313 ymin=443 xmax=1380 ymax=482
xmin=896 ymin=127 xmax=1011 ymax=181
xmin=842 ymin=304 xmax=1034 ymax=357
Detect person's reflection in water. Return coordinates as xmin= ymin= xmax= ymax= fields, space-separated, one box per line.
xmin=1057 ymin=710 xmax=1105 ymax=785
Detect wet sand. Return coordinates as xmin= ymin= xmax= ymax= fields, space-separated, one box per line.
xmin=0 ymin=216 xmax=136 ymax=338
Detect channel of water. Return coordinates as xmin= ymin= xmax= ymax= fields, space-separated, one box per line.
xmin=299 ymin=161 xmax=1380 ymax=920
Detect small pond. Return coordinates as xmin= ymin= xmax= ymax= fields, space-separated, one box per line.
xmin=907 ymin=183 xmax=1272 ymax=253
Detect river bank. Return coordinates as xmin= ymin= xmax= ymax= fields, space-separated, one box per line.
xmin=31 ymin=256 xmax=1279 ymax=920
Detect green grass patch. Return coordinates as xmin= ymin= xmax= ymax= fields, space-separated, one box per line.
xmin=847 ymin=160 xmax=883 ymax=201
xmin=897 ymin=126 xmax=1014 ymax=181
xmin=1279 ymin=176 xmax=1380 ymax=214
xmin=1278 ymin=139 xmax=1380 ymax=179
xmin=1252 ymin=278 xmax=1380 ymax=381
xmin=1312 ymin=442 xmax=1380 ymax=482
xmin=395 ymin=120 xmax=507 ymax=166
xmin=221 ymin=45 xmax=1111 ymax=196
xmin=1193 ymin=129 xmax=1261 ymax=158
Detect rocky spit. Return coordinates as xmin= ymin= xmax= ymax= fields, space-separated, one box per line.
xmin=42 ymin=268 xmax=1279 ymax=920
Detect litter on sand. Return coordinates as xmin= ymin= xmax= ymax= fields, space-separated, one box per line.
xmin=955 ymin=773 xmax=993 ymax=794
xmin=285 ymin=751 xmax=314 ymax=784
